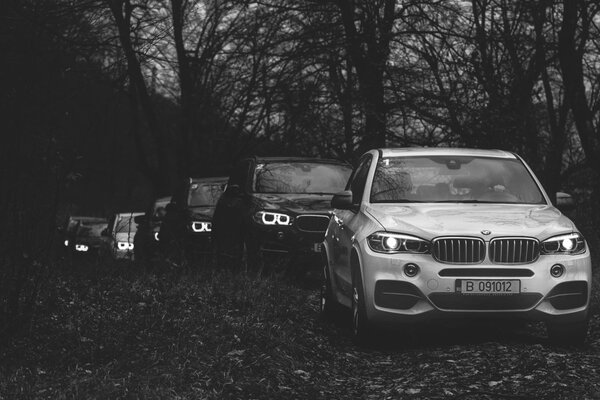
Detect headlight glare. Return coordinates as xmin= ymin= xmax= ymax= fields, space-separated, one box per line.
xmin=384 ymin=236 xmax=400 ymax=251
xmin=561 ymin=238 xmax=574 ymax=251
xmin=541 ymin=233 xmax=585 ymax=255
xmin=75 ymin=244 xmax=88 ymax=252
xmin=254 ymin=211 xmax=291 ymax=226
xmin=367 ymin=232 xmax=431 ymax=254
xmin=117 ymin=241 xmax=134 ymax=250
xmin=191 ymin=221 xmax=211 ymax=233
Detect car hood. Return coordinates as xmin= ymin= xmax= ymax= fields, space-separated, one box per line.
xmin=75 ymin=236 xmax=105 ymax=246
xmin=115 ymin=232 xmax=136 ymax=243
xmin=252 ymin=193 xmax=334 ymax=214
xmin=365 ymin=203 xmax=575 ymax=241
xmin=188 ymin=206 xmax=216 ymax=220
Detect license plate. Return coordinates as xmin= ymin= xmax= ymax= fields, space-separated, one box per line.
xmin=456 ymin=279 xmax=520 ymax=295
xmin=312 ymin=243 xmax=322 ymax=253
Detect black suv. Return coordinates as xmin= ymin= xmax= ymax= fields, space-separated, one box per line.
xmin=159 ymin=177 xmax=227 ymax=258
xmin=213 ymin=157 xmax=351 ymax=271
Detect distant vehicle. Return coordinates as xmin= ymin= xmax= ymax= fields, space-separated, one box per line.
xmin=213 ymin=157 xmax=352 ymax=272
xmin=322 ymin=148 xmax=591 ymax=346
xmin=159 ymin=177 xmax=228 ymax=258
xmin=61 ymin=216 xmax=108 ymax=256
xmin=133 ymin=196 xmax=171 ymax=262
xmin=102 ymin=212 xmax=143 ymax=260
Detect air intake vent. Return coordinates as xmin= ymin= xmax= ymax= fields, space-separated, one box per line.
xmin=295 ymin=214 xmax=331 ymax=233
xmin=432 ymin=237 xmax=485 ymax=264
xmin=489 ymin=238 xmax=539 ymax=264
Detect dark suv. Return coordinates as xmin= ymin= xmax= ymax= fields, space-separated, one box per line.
xmin=60 ymin=216 xmax=108 ymax=257
xmin=213 ymin=157 xmax=352 ymax=271
xmin=159 ymin=177 xmax=227 ymax=257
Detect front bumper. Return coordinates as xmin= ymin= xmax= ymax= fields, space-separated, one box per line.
xmin=357 ymin=242 xmax=592 ymax=325
xmin=251 ymin=224 xmax=325 ymax=255
xmin=183 ymin=232 xmax=213 ymax=253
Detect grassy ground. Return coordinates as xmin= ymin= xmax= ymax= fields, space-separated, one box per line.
xmin=0 ymin=255 xmax=599 ymax=400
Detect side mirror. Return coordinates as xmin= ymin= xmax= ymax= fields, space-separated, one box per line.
xmin=555 ymin=192 xmax=575 ymax=212
xmin=331 ymin=190 xmax=354 ymax=210
xmin=134 ymin=215 xmax=146 ymax=225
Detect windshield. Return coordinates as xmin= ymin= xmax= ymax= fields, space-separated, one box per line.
xmin=253 ymin=162 xmax=352 ymax=194
xmin=115 ymin=214 xmax=138 ymax=233
xmin=188 ymin=182 xmax=226 ymax=207
xmin=77 ymin=222 xmax=107 ymax=238
xmin=370 ymin=156 xmax=545 ymax=204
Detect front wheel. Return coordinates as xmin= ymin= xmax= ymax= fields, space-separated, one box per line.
xmin=320 ymin=264 xmax=339 ymax=320
xmin=351 ymin=264 xmax=374 ymax=346
xmin=546 ymin=314 xmax=590 ymax=346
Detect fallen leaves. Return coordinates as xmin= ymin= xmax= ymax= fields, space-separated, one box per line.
xmin=0 ymin=266 xmax=599 ymax=399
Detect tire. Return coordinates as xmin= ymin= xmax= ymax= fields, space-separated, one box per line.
xmin=243 ymin=235 xmax=265 ymax=275
xmin=320 ymin=264 xmax=337 ymax=320
xmin=351 ymin=263 xmax=373 ymax=346
xmin=546 ymin=314 xmax=590 ymax=346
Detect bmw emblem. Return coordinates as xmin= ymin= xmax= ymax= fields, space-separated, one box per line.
xmin=481 ymin=230 xmax=491 ymax=235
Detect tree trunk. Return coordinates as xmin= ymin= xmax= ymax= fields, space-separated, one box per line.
xmin=558 ymin=0 xmax=600 ymax=222
xmin=335 ymin=0 xmax=393 ymax=154
xmin=106 ymin=0 xmax=164 ymax=191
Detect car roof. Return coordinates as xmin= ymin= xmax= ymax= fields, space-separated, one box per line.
xmin=250 ymin=156 xmax=350 ymax=165
xmin=377 ymin=147 xmax=517 ymax=159
xmin=190 ymin=176 xmax=228 ymax=184
xmin=115 ymin=212 xmax=144 ymax=217
xmin=155 ymin=196 xmax=172 ymax=204
xmin=70 ymin=216 xmax=106 ymax=223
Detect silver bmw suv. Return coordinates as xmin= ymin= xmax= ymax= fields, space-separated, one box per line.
xmin=322 ymin=148 xmax=591 ymax=345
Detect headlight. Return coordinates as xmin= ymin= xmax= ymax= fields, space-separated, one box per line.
xmin=117 ymin=242 xmax=134 ymax=250
xmin=367 ymin=232 xmax=431 ymax=254
xmin=254 ymin=211 xmax=291 ymax=226
xmin=153 ymin=232 xmax=160 ymax=241
xmin=191 ymin=221 xmax=212 ymax=232
xmin=64 ymin=240 xmax=69 ymax=247
xmin=75 ymin=244 xmax=88 ymax=252
xmin=541 ymin=233 xmax=585 ymax=255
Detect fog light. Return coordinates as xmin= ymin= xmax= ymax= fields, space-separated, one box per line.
xmin=277 ymin=231 xmax=285 ymax=240
xmin=550 ymin=264 xmax=564 ymax=278
xmin=404 ymin=263 xmax=420 ymax=277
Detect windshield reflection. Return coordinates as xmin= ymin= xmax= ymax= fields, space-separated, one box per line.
xmin=253 ymin=162 xmax=351 ymax=194
xmin=370 ymin=156 xmax=545 ymax=204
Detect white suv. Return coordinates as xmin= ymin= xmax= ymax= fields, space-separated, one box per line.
xmin=322 ymin=148 xmax=591 ymax=345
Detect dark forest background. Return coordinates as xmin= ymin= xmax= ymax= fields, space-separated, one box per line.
xmin=1 ymin=0 xmax=600 ymax=331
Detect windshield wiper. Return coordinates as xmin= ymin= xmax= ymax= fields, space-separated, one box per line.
xmin=430 ymin=200 xmax=499 ymax=203
xmin=372 ymin=199 xmax=425 ymax=203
